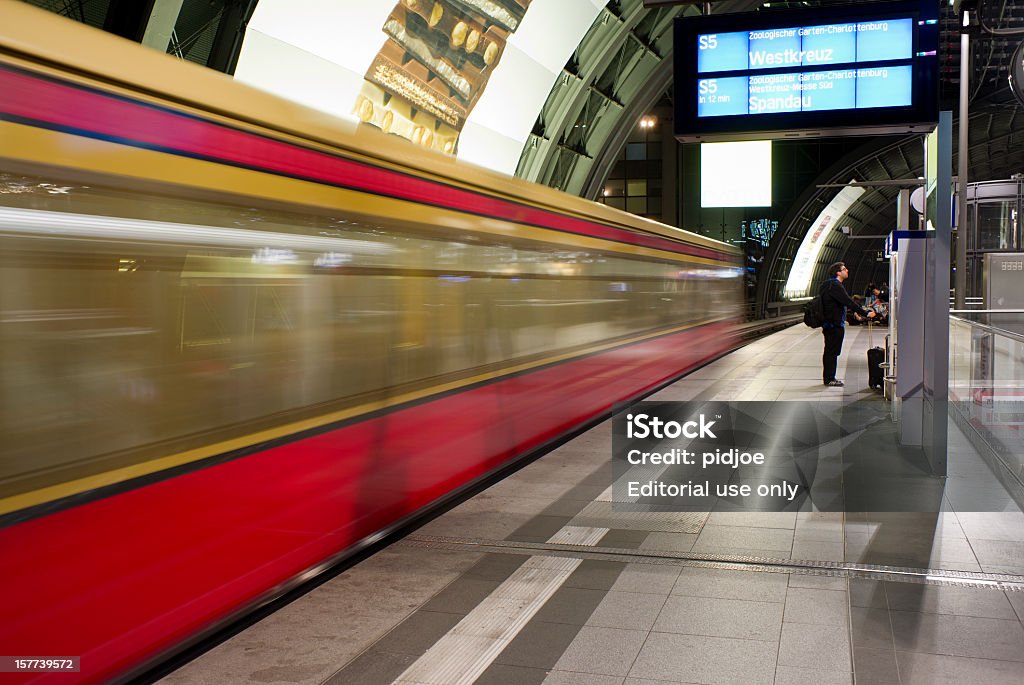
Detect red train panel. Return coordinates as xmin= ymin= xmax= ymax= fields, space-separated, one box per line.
xmin=0 ymin=322 xmax=732 ymax=684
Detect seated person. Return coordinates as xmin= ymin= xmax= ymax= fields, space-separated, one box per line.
xmin=865 ymin=285 xmax=889 ymax=323
xmin=870 ymin=300 xmax=889 ymax=324
xmin=864 ymin=283 xmax=878 ymax=305
xmin=848 ymin=295 xmax=868 ymax=325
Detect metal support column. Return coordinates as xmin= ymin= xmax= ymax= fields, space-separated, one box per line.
xmin=956 ymin=11 xmax=970 ymax=309
xmin=926 ymin=111 xmax=953 ymax=475
xmin=141 ymin=0 xmax=185 ymax=53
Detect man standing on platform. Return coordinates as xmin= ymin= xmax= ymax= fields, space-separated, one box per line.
xmin=820 ymin=262 xmax=875 ymax=387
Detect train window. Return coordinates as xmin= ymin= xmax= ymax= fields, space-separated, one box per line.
xmin=0 ymin=168 xmax=737 ymax=502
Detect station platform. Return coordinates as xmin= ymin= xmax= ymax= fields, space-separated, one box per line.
xmin=161 ymin=324 xmax=1024 ymax=685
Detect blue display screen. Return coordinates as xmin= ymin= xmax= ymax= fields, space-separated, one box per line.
xmin=675 ymin=1 xmax=938 ymax=141
xmin=697 ymin=19 xmax=913 ymax=73
xmin=695 ymin=17 xmax=915 ymax=118
xmin=698 ymin=65 xmax=912 ymax=117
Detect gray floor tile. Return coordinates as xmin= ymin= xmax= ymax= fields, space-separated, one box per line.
xmin=654 ymin=594 xmax=784 ymax=641
xmin=883 ymin=583 xmax=1018 ymax=620
xmin=523 ymin=585 xmax=602 ymax=626
xmin=508 ymin=515 xmax=574 ymax=542
xmin=852 ymin=647 xmax=900 ymax=685
xmin=419 ymin=577 xmax=502 ymax=615
xmin=889 ymin=610 xmax=1024 ymax=662
xmin=564 ymin=560 xmax=624 ymax=591
xmin=587 ymin=590 xmax=667 ymax=631
xmin=476 ymin=663 xmax=549 ymax=685
xmin=553 ymin=626 xmax=647 ymax=677
xmin=778 ymin=622 xmax=852 ymax=671
xmin=851 ymin=607 xmax=895 ymax=650
xmin=599 ymin=529 xmax=650 ymax=549
xmin=495 ymin=620 xmax=582 ymax=669
xmin=370 ymin=610 xmax=463 ymax=656
xmin=794 ymin=512 xmax=845 ymax=542
xmin=706 ymin=511 xmax=797 ymax=529
xmin=544 ymin=671 xmax=626 ymax=685
xmin=418 ymin=510 xmax=533 ymax=539
xmin=849 ymin=579 xmax=888 ymax=609
xmin=773 ymin=666 xmax=853 ymax=685
xmin=563 ymin=484 xmax=609 ymax=502
xmin=955 ymin=512 xmax=1024 ymax=542
xmin=971 ymin=538 xmax=1024 ymax=570
xmin=978 ymin=563 xmax=1024 ymax=575
xmin=692 ymin=525 xmax=795 ymax=552
xmin=687 ymin=544 xmax=797 ymax=558
xmin=629 ymin=632 xmax=777 ymax=685
xmin=845 ymin=531 xmax=980 ymax=570
xmin=784 ymin=587 xmax=850 ymax=627
xmin=638 ymin=532 xmax=698 ymax=552
xmin=324 ymin=650 xmax=416 ymax=685
xmin=1006 ymin=591 xmax=1024 ymax=624
xmin=162 ymin=599 xmax=396 ymax=685
xmin=671 ymin=567 xmax=789 ymax=602
xmin=456 ymin=494 xmax=569 ymax=518
xmin=540 ymin=496 xmax=596 ymax=518
xmin=791 ymin=539 xmax=845 ymax=562
xmin=788 ymin=574 xmax=847 ymax=591
xmin=896 ymin=650 xmax=1024 ymax=685
xmin=462 ymin=553 xmax=528 ymax=582
xmin=313 ymin=571 xmax=455 ymax=619
xmin=610 ymin=564 xmax=681 ymax=595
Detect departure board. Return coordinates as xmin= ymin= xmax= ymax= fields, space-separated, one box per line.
xmin=697 ymin=20 xmax=913 ymax=117
xmin=698 ymin=65 xmax=914 ymax=118
xmin=674 ymin=1 xmax=938 ymax=142
xmin=697 ymin=20 xmax=913 ymax=74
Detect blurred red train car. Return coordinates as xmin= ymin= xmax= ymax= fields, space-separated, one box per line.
xmin=0 ymin=4 xmax=741 ymax=682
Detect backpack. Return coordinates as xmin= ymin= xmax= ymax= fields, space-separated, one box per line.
xmin=803 ymin=295 xmax=825 ymax=328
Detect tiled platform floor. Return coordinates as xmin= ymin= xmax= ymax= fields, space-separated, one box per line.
xmin=162 ymin=325 xmax=1024 ymax=685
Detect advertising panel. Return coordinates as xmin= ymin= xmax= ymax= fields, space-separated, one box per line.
xmin=235 ymin=0 xmax=606 ymax=175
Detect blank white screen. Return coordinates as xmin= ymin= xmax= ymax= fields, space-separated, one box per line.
xmin=700 ymin=141 xmax=772 ymax=208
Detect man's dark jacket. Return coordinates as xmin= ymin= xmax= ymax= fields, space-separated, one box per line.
xmin=819 ymin=277 xmax=870 ymax=328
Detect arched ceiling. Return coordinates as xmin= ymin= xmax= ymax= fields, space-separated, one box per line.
xmin=506 ymin=0 xmax=1024 ymax=314
xmin=25 ymin=0 xmax=1024 ymax=313
xmin=752 ymin=1 xmax=1024 ymax=313
xmin=515 ymin=0 xmax=762 ymax=196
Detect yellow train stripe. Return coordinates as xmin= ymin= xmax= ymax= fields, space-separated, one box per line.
xmin=0 ymin=319 xmax=723 ymax=516
xmin=0 ymin=40 xmax=734 ymax=257
xmin=0 ymin=121 xmax=729 ymax=268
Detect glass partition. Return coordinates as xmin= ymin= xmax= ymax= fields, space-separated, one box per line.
xmin=975 ymin=201 xmax=1017 ymax=251
xmin=950 ymin=313 xmax=1024 ymax=483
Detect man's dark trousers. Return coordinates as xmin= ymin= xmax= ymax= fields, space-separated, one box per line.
xmin=822 ymin=325 xmax=845 ymax=383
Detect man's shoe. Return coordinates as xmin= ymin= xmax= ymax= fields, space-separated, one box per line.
xmin=825 ymin=380 xmax=844 ymax=387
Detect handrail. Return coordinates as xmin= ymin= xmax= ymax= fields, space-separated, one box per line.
xmin=950 ymin=315 xmax=1024 ymax=345
xmin=950 ymin=309 xmax=1024 ymax=314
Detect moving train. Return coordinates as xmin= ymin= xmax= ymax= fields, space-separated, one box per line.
xmin=0 ymin=3 xmax=741 ymax=681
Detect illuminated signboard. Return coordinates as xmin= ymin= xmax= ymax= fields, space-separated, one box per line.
xmin=675 ymin=1 xmax=938 ymax=142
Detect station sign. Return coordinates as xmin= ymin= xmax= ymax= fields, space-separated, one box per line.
xmin=675 ymin=0 xmax=939 ymax=142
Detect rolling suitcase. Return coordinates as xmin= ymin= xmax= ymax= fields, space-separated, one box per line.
xmin=867 ymin=322 xmax=884 ymax=390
